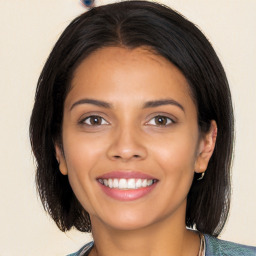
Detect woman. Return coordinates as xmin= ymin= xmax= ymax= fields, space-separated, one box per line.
xmin=30 ymin=1 xmax=256 ymax=255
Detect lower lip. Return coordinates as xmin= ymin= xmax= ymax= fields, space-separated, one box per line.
xmin=98 ymin=182 xmax=158 ymax=201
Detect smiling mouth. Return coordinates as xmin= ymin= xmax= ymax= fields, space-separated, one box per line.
xmin=98 ymin=178 xmax=158 ymax=190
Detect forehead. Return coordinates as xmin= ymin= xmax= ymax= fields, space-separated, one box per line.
xmin=72 ymin=47 xmax=186 ymax=81
xmin=67 ymin=46 xmax=195 ymax=112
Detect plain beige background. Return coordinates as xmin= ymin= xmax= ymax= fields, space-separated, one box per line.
xmin=0 ymin=0 xmax=255 ymax=255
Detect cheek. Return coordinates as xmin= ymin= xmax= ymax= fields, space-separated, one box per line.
xmin=152 ymin=133 xmax=198 ymax=173
xmin=150 ymin=131 xmax=198 ymax=197
xmin=63 ymin=131 xmax=107 ymax=173
xmin=62 ymin=133 xmax=107 ymax=213
xmin=135 ymin=133 xmax=198 ymax=217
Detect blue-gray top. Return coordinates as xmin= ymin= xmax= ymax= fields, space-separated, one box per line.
xmin=68 ymin=235 xmax=256 ymax=256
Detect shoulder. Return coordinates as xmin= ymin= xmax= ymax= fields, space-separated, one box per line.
xmin=67 ymin=241 xmax=94 ymax=256
xmin=204 ymin=234 xmax=256 ymax=256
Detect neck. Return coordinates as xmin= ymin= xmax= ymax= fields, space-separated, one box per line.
xmin=89 ymin=202 xmax=200 ymax=256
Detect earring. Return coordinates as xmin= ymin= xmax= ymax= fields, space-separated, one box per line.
xmin=197 ymin=172 xmax=205 ymax=181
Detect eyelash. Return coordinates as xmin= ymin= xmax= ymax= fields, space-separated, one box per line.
xmin=146 ymin=115 xmax=175 ymax=126
xmin=79 ymin=114 xmax=175 ymax=127
xmin=80 ymin=115 xmax=109 ymax=126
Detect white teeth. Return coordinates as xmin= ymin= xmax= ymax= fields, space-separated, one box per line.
xmin=108 ymin=178 xmax=113 ymax=188
xmin=142 ymin=179 xmax=147 ymax=187
xmin=119 ymin=179 xmax=127 ymax=189
xmin=100 ymin=178 xmax=156 ymax=190
xmin=135 ymin=179 xmax=142 ymax=188
xmin=113 ymin=178 xmax=119 ymax=188
xmin=127 ymin=178 xmax=136 ymax=189
xmin=147 ymin=180 xmax=153 ymax=186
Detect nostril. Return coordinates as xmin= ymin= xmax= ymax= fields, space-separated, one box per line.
xmin=112 ymin=154 xmax=140 ymax=160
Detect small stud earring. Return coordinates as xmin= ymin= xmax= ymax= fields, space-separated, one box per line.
xmin=197 ymin=172 xmax=205 ymax=181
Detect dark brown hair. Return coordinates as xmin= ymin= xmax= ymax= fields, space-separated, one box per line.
xmin=30 ymin=0 xmax=234 ymax=236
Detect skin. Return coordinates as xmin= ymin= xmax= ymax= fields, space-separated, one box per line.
xmin=56 ymin=47 xmax=217 ymax=256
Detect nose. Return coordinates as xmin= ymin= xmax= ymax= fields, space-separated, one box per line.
xmin=106 ymin=126 xmax=147 ymax=162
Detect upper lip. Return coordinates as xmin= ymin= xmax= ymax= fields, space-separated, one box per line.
xmin=97 ymin=170 xmax=157 ymax=180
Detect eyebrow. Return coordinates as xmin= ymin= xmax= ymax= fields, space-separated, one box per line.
xmin=143 ymin=99 xmax=184 ymax=112
xmin=70 ymin=98 xmax=112 ymax=111
xmin=69 ymin=98 xmax=184 ymax=112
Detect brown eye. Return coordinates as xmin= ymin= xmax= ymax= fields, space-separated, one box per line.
xmin=147 ymin=115 xmax=173 ymax=126
xmin=155 ymin=116 xmax=168 ymax=125
xmin=84 ymin=115 xmax=108 ymax=126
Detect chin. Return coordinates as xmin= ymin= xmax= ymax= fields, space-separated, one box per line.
xmin=91 ymin=209 xmax=157 ymax=232
xmin=106 ymin=219 xmax=153 ymax=231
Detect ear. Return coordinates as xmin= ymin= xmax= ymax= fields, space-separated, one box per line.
xmin=55 ymin=143 xmax=68 ymax=175
xmin=194 ymin=120 xmax=217 ymax=173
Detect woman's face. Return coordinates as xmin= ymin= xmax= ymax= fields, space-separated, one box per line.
xmin=56 ymin=47 xmax=215 ymax=231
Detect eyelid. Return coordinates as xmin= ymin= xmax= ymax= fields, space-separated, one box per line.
xmin=79 ymin=113 xmax=110 ymax=126
xmin=145 ymin=113 xmax=176 ymax=126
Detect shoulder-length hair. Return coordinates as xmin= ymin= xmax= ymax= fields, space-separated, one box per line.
xmin=30 ymin=0 xmax=234 ymax=236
